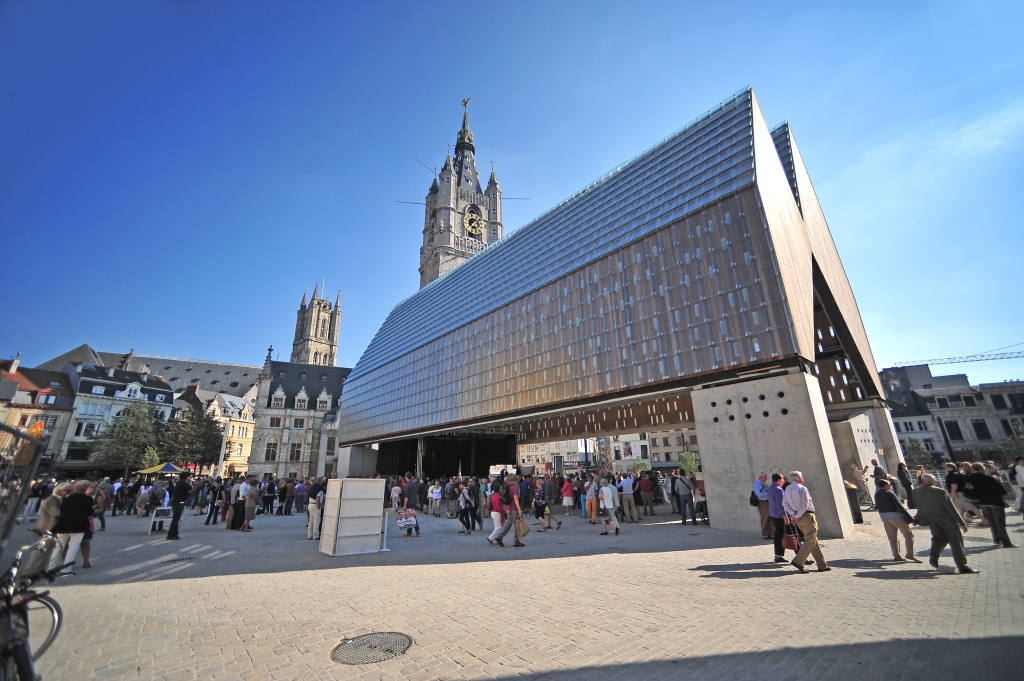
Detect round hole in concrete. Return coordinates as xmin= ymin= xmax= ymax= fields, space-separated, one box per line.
xmin=777 ymin=391 xmax=785 ymax=398
xmin=711 ymin=401 xmax=717 ymax=408
xmin=781 ymin=408 xmax=789 ymax=415
xmin=741 ymin=397 xmax=748 ymax=403
xmin=744 ymin=413 xmax=751 ymax=419
xmin=759 ymin=394 xmax=765 ymax=400
xmin=713 ymin=417 xmax=719 ymax=423
xmin=728 ymin=415 xmax=735 ymax=421
xmin=762 ymin=411 xmax=769 ymax=417
xmin=726 ymin=399 xmax=733 ymax=405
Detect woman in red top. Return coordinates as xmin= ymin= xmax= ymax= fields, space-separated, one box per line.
xmin=561 ymin=478 xmax=575 ymax=516
xmin=486 ymin=479 xmax=505 ymax=545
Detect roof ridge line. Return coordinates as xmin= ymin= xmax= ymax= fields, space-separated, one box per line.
xmin=129 ymin=353 xmax=262 ymax=369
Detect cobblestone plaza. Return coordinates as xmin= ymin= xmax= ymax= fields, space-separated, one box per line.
xmin=17 ymin=509 xmax=1024 ymax=680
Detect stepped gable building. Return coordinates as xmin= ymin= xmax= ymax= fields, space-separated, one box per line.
xmin=419 ymin=101 xmax=503 ymax=288
xmin=176 ymin=385 xmax=255 ymax=477
xmin=338 ymin=88 xmax=901 ymax=539
xmin=291 ymin=284 xmax=341 ymax=366
xmin=0 ymin=356 xmax=76 ymax=465
xmin=247 ymin=347 xmax=351 ymax=480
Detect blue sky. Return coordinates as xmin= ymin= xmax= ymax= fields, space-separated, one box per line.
xmin=2 ymin=1 xmax=1022 ymax=383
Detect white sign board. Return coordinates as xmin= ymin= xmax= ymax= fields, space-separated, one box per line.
xmin=318 ymin=478 xmax=386 ymax=557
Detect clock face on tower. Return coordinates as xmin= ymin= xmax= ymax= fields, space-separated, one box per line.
xmin=465 ymin=212 xmax=483 ymax=235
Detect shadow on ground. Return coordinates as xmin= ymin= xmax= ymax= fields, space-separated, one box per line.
xmin=485 ymin=636 xmax=1024 ymax=680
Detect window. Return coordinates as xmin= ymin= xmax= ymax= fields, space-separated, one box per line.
xmin=937 ymin=398 xmax=950 ymax=409
xmin=1001 ymin=419 xmax=1014 ymax=437
xmin=663 ymin=437 xmax=670 ymax=446
xmin=36 ymin=394 xmax=46 ymax=404
xmin=293 ymin=418 xmax=305 ymax=429
xmin=317 ymin=400 xmax=329 ymax=410
xmin=614 ymin=448 xmax=621 ymax=460
xmin=91 ymin=386 xmax=104 ymax=395
xmin=689 ymin=435 xmax=698 ymax=445
xmin=74 ymin=422 xmax=83 ymax=436
xmin=289 ymin=443 xmax=302 ymax=461
xmin=264 ymin=442 xmax=278 ymax=461
xmin=894 ymin=422 xmax=901 ymax=433
xmin=945 ymin=421 xmax=964 ymax=440
xmin=962 ymin=395 xmax=977 ymax=407
xmin=236 ymin=444 xmax=243 ymax=457
xmin=272 ymin=397 xmax=284 ymax=408
xmin=295 ymin=399 xmax=307 ymax=409
xmin=640 ymin=445 xmax=648 ymax=459
xmin=971 ymin=419 xmax=992 ymax=440
xmin=83 ymin=423 xmax=97 ymax=437
xmin=326 ymin=436 xmax=336 ymax=452
xmin=923 ymin=440 xmax=935 ymax=451
xmin=651 ymin=438 xmax=659 ymax=447
xmin=155 ymin=395 xmax=165 ymax=402
xmin=18 ymin=415 xmax=28 ymax=426
xmin=904 ymin=422 xmax=914 ymax=432
xmin=269 ymin=417 xmax=281 ymax=428
xmin=664 ymin=452 xmax=673 ymax=461
xmin=675 ymin=435 xmax=685 ymax=446
xmin=991 ymin=394 xmax=1008 ymax=410
xmin=917 ymin=421 xmax=928 ymax=431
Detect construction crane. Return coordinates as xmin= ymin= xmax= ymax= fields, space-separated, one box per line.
xmin=892 ymin=350 xmax=1024 ymax=368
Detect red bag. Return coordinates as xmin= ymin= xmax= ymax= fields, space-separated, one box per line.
xmin=781 ymin=517 xmax=799 ymax=552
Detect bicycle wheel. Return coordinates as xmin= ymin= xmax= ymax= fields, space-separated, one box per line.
xmin=25 ymin=594 xmax=62 ymax=661
xmin=0 ymin=639 xmax=35 ymax=681
xmin=700 ymin=503 xmax=710 ymax=525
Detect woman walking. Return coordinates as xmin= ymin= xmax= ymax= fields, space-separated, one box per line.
xmin=486 ymin=478 xmax=505 ymax=545
xmin=533 ymin=480 xmax=561 ymax=531
xmin=562 ymin=477 xmax=575 ymax=516
xmin=599 ymin=479 xmax=620 ymax=536
xmin=457 ymin=481 xmax=476 ymax=535
xmin=875 ymin=479 xmax=920 ymax=562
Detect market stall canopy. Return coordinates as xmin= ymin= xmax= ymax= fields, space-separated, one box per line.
xmin=136 ymin=462 xmax=185 ymax=474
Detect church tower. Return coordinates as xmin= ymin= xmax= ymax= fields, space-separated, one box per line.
xmin=290 ymin=284 xmax=341 ymax=365
xmin=419 ymin=100 xmax=503 ymax=288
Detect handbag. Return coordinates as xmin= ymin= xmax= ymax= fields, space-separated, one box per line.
xmin=782 ymin=517 xmax=799 ymax=552
xmin=516 ymin=516 xmax=530 ymax=538
xmin=749 ymin=491 xmax=759 ymax=507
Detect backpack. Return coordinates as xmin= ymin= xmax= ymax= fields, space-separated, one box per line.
xmin=749 ymin=490 xmax=759 ymax=507
xmin=499 ymin=484 xmax=513 ymax=506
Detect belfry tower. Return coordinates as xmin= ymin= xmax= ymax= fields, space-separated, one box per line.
xmin=419 ymin=99 xmax=503 ymax=288
xmin=290 ymin=284 xmax=341 ymax=366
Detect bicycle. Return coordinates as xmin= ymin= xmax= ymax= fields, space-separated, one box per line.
xmin=0 ymin=531 xmax=67 ymax=680
xmin=855 ymin=489 xmax=875 ymax=511
xmin=695 ymin=499 xmax=710 ymax=525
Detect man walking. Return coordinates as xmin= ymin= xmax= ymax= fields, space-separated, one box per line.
xmin=913 ymin=474 xmax=977 ymax=573
xmin=782 ymin=471 xmax=830 ymax=573
xmin=676 ymin=471 xmax=697 ymax=526
xmin=754 ymin=472 xmax=771 ymax=539
xmin=402 ymin=472 xmax=420 ymax=537
xmin=639 ymin=473 xmax=656 ymax=517
xmin=493 ymin=474 xmax=525 ymax=547
xmin=963 ymin=462 xmax=1016 ymax=548
xmin=166 ymin=473 xmax=192 ymax=540
xmin=617 ymin=473 xmax=639 ymax=524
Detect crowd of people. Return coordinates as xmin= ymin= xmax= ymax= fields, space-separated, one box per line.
xmin=381 ymin=467 xmax=708 ymax=547
xmin=752 ymin=455 xmax=1023 ymax=574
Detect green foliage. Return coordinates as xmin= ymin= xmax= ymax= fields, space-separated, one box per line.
xmin=142 ymin=445 xmax=160 ymax=469
xmin=998 ymin=437 xmax=1024 ymax=467
xmin=163 ymin=406 xmax=224 ymax=472
xmin=632 ymin=460 xmax=651 ymax=474
xmin=87 ymin=401 xmax=163 ymax=476
xmin=902 ymin=437 xmax=933 ymax=468
xmin=677 ymin=449 xmax=699 ymax=475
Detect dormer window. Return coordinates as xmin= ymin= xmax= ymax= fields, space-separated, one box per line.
xmin=91 ymin=386 xmax=104 ymax=395
xmin=295 ymin=399 xmax=307 ymax=409
xmin=155 ymin=395 xmax=165 ymax=403
xmin=272 ymin=396 xmax=284 ymax=408
xmin=317 ymin=400 xmax=329 ymax=410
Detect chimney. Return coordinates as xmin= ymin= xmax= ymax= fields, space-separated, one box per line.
xmin=9 ymin=352 xmax=20 ymax=373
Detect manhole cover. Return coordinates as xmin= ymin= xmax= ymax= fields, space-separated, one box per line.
xmin=331 ymin=632 xmax=413 ymax=665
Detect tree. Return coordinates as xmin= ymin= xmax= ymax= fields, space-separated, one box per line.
xmin=998 ymin=437 xmax=1024 ymax=468
xmin=163 ymin=406 xmax=224 ymax=473
xmin=87 ymin=401 xmax=162 ymax=477
xmin=678 ymin=449 xmax=700 ymax=475
xmin=632 ymin=460 xmax=651 ymax=474
xmin=902 ymin=438 xmax=934 ymax=468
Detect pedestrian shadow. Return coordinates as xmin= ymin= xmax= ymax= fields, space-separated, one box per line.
xmin=691 ymin=562 xmax=795 ymax=579
xmin=852 ymin=569 xmax=941 ymax=580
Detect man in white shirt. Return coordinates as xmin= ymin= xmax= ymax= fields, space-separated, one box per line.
xmin=1013 ymin=457 xmax=1024 ymax=514
xmin=782 ymin=471 xmax=830 ymax=573
xmin=616 ymin=474 xmax=639 ymax=523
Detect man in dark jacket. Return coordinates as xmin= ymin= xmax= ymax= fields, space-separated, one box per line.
xmin=913 ymin=474 xmax=976 ymax=573
xmin=962 ymin=462 xmax=1016 ymax=548
xmin=166 ymin=473 xmax=192 ymax=540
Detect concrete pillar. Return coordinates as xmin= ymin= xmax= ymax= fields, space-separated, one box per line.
xmin=336 ymin=445 xmax=378 ymax=478
xmin=692 ymin=372 xmax=854 ymax=539
xmin=870 ymin=404 xmax=904 ymax=474
xmin=416 ymin=438 xmax=425 ymax=479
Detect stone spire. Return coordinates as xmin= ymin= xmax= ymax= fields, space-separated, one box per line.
xmin=456 ymin=100 xmax=474 ymax=153
xmin=311 ymin=282 xmax=319 ymax=300
xmin=300 ymin=289 xmax=307 ymax=308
